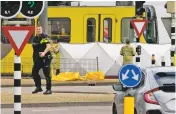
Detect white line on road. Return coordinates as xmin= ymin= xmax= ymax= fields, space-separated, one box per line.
xmin=32 ymin=108 xmax=68 ymax=112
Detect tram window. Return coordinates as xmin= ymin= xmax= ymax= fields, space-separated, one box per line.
xmin=103 ymin=18 xmax=112 ymax=43
xmin=1 ymin=18 xmax=34 ymax=44
xmin=87 ymin=18 xmax=96 ymax=42
xmin=121 ymin=18 xmax=135 ymax=43
xmin=48 ymin=18 xmax=71 ymax=43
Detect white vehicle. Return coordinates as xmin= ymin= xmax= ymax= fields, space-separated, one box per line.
xmin=112 ymin=66 xmax=175 ymax=114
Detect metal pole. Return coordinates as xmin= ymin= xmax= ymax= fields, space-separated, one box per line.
xmin=14 ymin=54 xmax=21 ymax=114
xmin=96 ymin=57 xmax=99 ymax=71
xmin=135 ymin=47 xmax=140 ymax=68
xmin=38 ymin=1 xmax=48 ymax=78
xmin=135 ymin=22 xmax=140 ymax=68
xmin=170 ymin=13 xmax=175 ymax=66
xmin=0 ymin=1 xmax=1 ymax=44
xmin=38 ymin=1 xmax=48 ymax=34
xmin=13 ymin=24 xmax=21 ymax=114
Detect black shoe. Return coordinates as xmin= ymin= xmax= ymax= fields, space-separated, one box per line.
xmin=32 ymin=88 xmax=43 ymax=94
xmin=43 ymin=90 xmax=52 ymax=95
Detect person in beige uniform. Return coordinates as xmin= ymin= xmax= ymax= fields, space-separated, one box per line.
xmin=120 ymin=39 xmax=136 ymax=65
xmin=51 ymin=45 xmax=59 ymax=54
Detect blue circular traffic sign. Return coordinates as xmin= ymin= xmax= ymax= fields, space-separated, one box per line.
xmin=118 ymin=64 xmax=142 ymax=87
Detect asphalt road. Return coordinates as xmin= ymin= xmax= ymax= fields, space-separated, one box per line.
xmin=1 ymin=86 xmax=115 ymax=94
xmin=1 ymin=106 xmax=112 ymax=114
xmin=1 ymin=86 xmax=115 ymax=106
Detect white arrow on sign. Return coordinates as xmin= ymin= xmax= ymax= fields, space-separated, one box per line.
xmin=131 ymin=69 xmax=139 ymax=81
xmin=122 ymin=69 xmax=129 ymax=80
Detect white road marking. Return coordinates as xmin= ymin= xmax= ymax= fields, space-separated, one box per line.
xmin=32 ymin=108 xmax=68 ymax=112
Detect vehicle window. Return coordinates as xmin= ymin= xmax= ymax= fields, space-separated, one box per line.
xmin=103 ymin=18 xmax=112 ymax=43
xmin=48 ymin=18 xmax=71 ymax=43
xmin=144 ymin=6 xmax=158 ymax=43
xmin=121 ymin=18 xmax=135 ymax=43
xmin=87 ymin=18 xmax=96 ymax=42
xmin=154 ymin=72 xmax=175 ymax=86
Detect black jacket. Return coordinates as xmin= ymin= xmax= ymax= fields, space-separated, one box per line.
xmin=32 ymin=34 xmax=52 ymax=62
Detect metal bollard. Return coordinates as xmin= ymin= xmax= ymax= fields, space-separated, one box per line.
xmin=124 ymin=95 xmax=134 ymax=114
xmin=135 ymin=55 xmax=140 ymax=68
xmin=151 ymin=54 xmax=155 ymax=67
xmin=136 ymin=45 xmax=141 ymax=68
xmin=161 ymin=56 xmax=165 ymax=66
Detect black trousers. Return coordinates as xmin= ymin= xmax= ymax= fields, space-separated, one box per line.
xmin=32 ymin=58 xmax=52 ymax=90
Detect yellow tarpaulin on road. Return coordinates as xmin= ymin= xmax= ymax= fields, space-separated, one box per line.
xmin=85 ymin=72 xmax=104 ymax=80
xmin=52 ymin=72 xmax=81 ymax=81
xmin=51 ymin=71 xmax=105 ymax=81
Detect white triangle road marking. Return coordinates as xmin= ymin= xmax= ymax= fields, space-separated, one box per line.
xmin=134 ymin=22 xmax=145 ymax=34
xmin=9 ymin=30 xmax=29 ymax=49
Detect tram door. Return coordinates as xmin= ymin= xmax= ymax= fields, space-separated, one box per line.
xmin=83 ymin=14 xmax=99 ymax=43
xmin=83 ymin=14 xmax=116 ymax=43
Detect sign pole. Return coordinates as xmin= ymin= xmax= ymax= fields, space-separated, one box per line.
xmin=170 ymin=13 xmax=175 ymax=66
xmin=166 ymin=1 xmax=176 ymax=66
xmin=119 ymin=64 xmax=142 ymax=114
xmin=2 ymin=24 xmax=34 ymax=114
xmin=135 ymin=43 xmax=140 ymax=68
xmin=124 ymin=96 xmax=134 ymax=114
xmin=14 ymin=53 xmax=21 ymax=114
xmin=136 ymin=26 xmax=140 ymax=68
xmin=128 ymin=19 xmax=147 ymax=114
xmin=130 ymin=19 xmax=148 ymax=68
xmin=134 ymin=28 xmax=140 ymax=68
